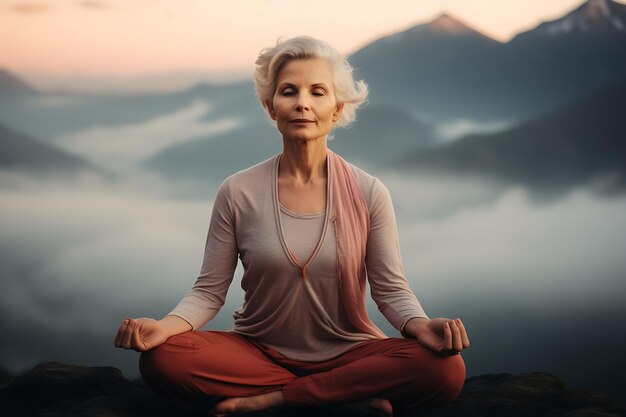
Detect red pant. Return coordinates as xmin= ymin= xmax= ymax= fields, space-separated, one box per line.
xmin=139 ymin=330 xmax=465 ymax=411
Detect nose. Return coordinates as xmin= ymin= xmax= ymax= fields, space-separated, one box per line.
xmin=295 ymin=94 xmax=310 ymax=111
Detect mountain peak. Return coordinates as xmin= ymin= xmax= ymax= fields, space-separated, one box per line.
xmin=430 ymin=13 xmax=467 ymax=32
xmin=586 ymin=0 xmax=611 ymax=19
xmin=402 ymin=12 xmax=496 ymax=42
xmin=573 ymin=0 xmax=626 ymax=31
xmin=523 ymin=0 xmax=626 ymax=37
xmin=425 ymin=12 xmax=479 ymax=35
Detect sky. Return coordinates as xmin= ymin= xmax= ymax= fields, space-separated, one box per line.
xmin=3 ymin=0 xmax=626 ymax=79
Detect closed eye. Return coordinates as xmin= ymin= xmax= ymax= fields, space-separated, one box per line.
xmin=312 ymin=82 xmax=330 ymax=94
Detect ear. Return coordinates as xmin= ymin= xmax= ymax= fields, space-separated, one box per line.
xmin=265 ymin=100 xmax=276 ymax=120
xmin=332 ymin=103 xmax=344 ymax=122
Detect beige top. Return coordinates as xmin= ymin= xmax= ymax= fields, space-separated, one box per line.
xmin=167 ymin=153 xmax=429 ymax=361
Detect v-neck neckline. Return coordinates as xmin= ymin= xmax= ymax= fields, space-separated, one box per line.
xmin=272 ymin=152 xmax=332 ymax=277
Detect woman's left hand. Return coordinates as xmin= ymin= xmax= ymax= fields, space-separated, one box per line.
xmin=405 ymin=317 xmax=470 ymax=356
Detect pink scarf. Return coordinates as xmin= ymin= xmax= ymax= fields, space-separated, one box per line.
xmin=328 ymin=149 xmax=387 ymax=339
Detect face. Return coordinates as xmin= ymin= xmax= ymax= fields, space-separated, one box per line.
xmin=266 ymin=58 xmax=344 ymax=143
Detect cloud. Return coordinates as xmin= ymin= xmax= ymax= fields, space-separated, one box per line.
xmin=77 ymin=0 xmax=110 ymax=10
xmin=8 ymin=0 xmax=109 ymax=16
xmin=434 ymin=118 xmax=513 ymax=143
xmin=12 ymin=1 xmax=52 ymax=14
xmin=0 ymin=181 xmax=221 ymax=336
xmin=56 ymin=100 xmax=241 ymax=172
xmin=385 ymin=177 xmax=626 ymax=311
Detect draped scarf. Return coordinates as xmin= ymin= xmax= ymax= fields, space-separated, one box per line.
xmin=327 ymin=149 xmax=387 ymax=339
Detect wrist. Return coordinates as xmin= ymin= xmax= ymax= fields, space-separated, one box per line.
xmin=402 ymin=317 xmax=430 ymax=338
xmin=159 ymin=315 xmax=193 ymax=337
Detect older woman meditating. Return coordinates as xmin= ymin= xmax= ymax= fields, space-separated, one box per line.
xmin=114 ymin=36 xmax=469 ymax=417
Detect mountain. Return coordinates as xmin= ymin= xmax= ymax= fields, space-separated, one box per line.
xmin=0 ymin=69 xmax=38 ymax=97
xmin=348 ymin=0 xmax=626 ymax=123
xmin=511 ymin=0 xmax=626 ymax=40
xmin=394 ymin=12 xmax=497 ymax=40
xmin=399 ymin=81 xmax=626 ymax=195
xmin=503 ymin=0 xmax=626 ymax=114
xmin=143 ymin=105 xmax=436 ymax=187
xmin=349 ymin=14 xmax=506 ymax=122
xmin=0 ymin=80 xmax=256 ymax=146
xmin=144 ymin=119 xmax=281 ymax=185
xmin=330 ymin=105 xmax=437 ymax=166
xmin=0 ymin=122 xmax=106 ymax=176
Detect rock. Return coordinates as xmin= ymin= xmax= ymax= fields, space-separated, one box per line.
xmin=0 ymin=366 xmax=13 ymax=388
xmin=0 ymin=362 xmax=624 ymax=417
xmin=0 ymin=361 xmax=214 ymax=417
xmin=417 ymin=373 xmax=626 ymax=417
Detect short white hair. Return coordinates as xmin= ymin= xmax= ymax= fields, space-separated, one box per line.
xmin=254 ymin=35 xmax=368 ymax=130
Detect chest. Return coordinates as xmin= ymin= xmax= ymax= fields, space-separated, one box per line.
xmin=277 ymin=179 xmax=327 ymax=214
xmin=236 ymin=200 xmax=337 ymax=294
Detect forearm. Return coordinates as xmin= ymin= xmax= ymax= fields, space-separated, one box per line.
xmin=159 ymin=315 xmax=193 ymax=338
xmin=402 ymin=317 xmax=430 ymax=338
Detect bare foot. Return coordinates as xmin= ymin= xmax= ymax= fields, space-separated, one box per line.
xmin=324 ymin=397 xmax=393 ymax=417
xmin=209 ymin=390 xmax=284 ymax=416
xmin=370 ymin=398 xmax=393 ymax=416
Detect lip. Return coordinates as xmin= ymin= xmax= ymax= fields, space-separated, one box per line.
xmin=290 ymin=118 xmax=315 ymax=123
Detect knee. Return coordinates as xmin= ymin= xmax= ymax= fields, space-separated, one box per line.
xmin=402 ymin=347 xmax=466 ymax=403
xmin=389 ymin=345 xmax=467 ymax=408
xmin=138 ymin=341 xmax=192 ymax=399
xmin=139 ymin=344 xmax=174 ymax=392
xmin=433 ymin=354 xmax=466 ymax=402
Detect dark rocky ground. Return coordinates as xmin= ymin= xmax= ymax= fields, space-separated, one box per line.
xmin=0 ymin=361 xmax=624 ymax=417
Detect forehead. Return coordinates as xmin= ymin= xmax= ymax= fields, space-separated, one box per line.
xmin=276 ymin=58 xmax=334 ymax=86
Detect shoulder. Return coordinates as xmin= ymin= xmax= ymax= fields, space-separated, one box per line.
xmin=347 ymin=161 xmax=390 ymax=210
xmin=217 ymin=154 xmax=277 ymax=196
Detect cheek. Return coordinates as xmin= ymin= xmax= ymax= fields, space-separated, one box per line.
xmin=323 ymin=105 xmax=338 ymax=120
xmin=272 ymin=98 xmax=289 ymax=116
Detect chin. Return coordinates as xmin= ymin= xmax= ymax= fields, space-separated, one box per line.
xmin=285 ymin=133 xmax=325 ymax=142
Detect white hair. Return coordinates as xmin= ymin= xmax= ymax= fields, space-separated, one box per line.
xmin=254 ymin=35 xmax=368 ymax=130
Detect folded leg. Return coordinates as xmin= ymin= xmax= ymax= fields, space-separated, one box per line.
xmin=268 ymin=337 xmax=466 ymax=409
xmin=139 ymin=330 xmax=297 ymax=401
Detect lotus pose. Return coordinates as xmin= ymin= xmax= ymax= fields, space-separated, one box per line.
xmin=114 ymin=36 xmax=469 ymax=417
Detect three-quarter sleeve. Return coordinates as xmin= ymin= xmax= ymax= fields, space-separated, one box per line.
xmin=365 ymin=178 xmax=429 ymax=337
xmin=166 ymin=178 xmax=239 ymax=330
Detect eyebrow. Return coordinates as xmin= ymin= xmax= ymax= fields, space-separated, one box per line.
xmin=278 ymin=82 xmax=329 ymax=89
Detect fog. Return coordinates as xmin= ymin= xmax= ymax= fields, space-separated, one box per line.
xmin=1 ymin=167 xmax=624 ymax=399
xmin=55 ymin=100 xmax=240 ymax=171
xmin=433 ymin=118 xmax=514 ymax=143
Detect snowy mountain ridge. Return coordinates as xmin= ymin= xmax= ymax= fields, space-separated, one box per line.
xmin=532 ymin=0 xmax=626 ymax=36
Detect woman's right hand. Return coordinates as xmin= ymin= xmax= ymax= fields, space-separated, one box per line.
xmin=114 ymin=317 xmax=169 ymax=352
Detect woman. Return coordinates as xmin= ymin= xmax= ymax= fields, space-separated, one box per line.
xmin=114 ymin=36 xmax=469 ymax=417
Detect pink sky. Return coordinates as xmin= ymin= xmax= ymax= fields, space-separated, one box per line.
xmin=2 ymin=0 xmax=624 ymax=77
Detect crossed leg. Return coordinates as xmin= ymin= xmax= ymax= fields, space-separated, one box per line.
xmin=139 ymin=330 xmax=465 ymax=415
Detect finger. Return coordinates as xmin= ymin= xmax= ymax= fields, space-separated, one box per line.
xmin=456 ymin=318 xmax=471 ymax=349
xmin=122 ymin=320 xmax=135 ymax=349
xmin=449 ymin=320 xmax=463 ymax=352
xmin=443 ymin=321 xmax=453 ymax=352
xmin=114 ymin=319 xmax=130 ymax=347
xmin=132 ymin=323 xmax=144 ymax=352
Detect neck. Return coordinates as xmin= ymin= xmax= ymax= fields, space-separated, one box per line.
xmin=280 ymin=136 xmax=328 ymax=184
